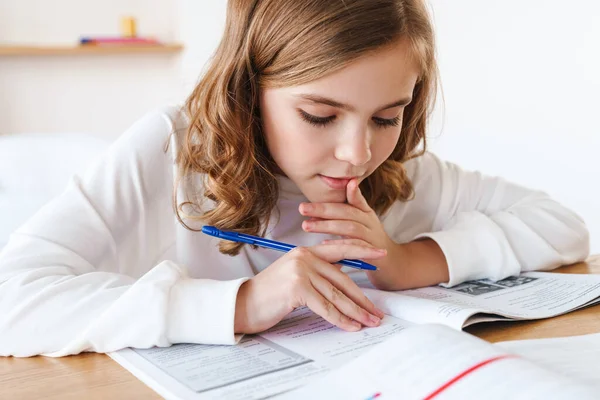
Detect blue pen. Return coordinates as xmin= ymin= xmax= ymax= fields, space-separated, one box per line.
xmin=201 ymin=226 xmax=378 ymax=271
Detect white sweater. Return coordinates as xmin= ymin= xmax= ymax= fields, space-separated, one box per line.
xmin=0 ymin=107 xmax=589 ymax=357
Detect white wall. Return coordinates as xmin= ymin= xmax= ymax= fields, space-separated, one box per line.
xmin=0 ymin=0 xmax=185 ymax=138
xmin=0 ymin=0 xmax=231 ymax=139
xmin=427 ymin=0 xmax=600 ymax=253
xmin=177 ymin=0 xmax=227 ymax=96
xmin=1 ymin=0 xmax=598 ymax=252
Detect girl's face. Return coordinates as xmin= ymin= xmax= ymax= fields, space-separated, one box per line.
xmin=260 ymin=39 xmax=420 ymax=203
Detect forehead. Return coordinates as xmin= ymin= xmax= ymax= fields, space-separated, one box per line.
xmin=286 ymin=39 xmax=420 ymax=108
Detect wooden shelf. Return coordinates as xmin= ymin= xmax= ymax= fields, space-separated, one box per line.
xmin=0 ymin=44 xmax=184 ymax=56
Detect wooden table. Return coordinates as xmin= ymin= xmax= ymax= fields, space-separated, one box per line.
xmin=2 ymin=255 xmax=599 ymax=399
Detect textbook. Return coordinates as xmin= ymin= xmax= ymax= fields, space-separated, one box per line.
xmin=109 ymin=271 xmax=600 ymax=399
xmin=353 ymin=270 xmax=600 ymax=329
xmin=280 ymin=324 xmax=600 ymax=400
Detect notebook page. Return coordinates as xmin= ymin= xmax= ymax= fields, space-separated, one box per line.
xmin=278 ymin=324 xmax=597 ymax=400
xmin=498 ymin=332 xmax=600 ymax=388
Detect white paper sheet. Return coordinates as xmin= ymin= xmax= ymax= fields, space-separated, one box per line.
xmin=279 ymin=324 xmax=598 ymax=400
xmin=497 ymin=332 xmax=600 ymax=388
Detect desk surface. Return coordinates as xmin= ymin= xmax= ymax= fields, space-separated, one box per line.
xmin=2 ymin=255 xmax=599 ymax=399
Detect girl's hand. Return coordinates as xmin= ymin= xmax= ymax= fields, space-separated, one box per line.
xmin=234 ymin=244 xmax=387 ymax=334
xmin=299 ymin=177 xmax=401 ymax=262
xmin=299 ymin=178 xmax=450 ymax=291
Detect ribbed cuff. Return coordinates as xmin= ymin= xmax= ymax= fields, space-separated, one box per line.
xmin=167 ymin=277 xmax=249 ymax=345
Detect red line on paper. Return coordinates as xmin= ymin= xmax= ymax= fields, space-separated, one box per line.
xmin=423 ymin=354 xmax=515 ymax=400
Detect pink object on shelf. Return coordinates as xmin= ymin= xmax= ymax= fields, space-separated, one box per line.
xmin=79 ymin=37 xmax=160 ymax=45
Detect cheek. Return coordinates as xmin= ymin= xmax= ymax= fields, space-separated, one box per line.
xmin=371 ymin=132 xmax=401 ymax=164
xmin=264 ymin=119 xmax=328 ymax=169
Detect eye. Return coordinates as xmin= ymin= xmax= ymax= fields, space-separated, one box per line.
xmin=372 ymin=116 xmax=401 ymax=128
xmin=298 ymin=109 xmax=336 ymax=127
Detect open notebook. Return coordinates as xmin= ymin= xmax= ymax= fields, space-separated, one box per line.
xmin=109 ymin=271 xmax=600 ymax=399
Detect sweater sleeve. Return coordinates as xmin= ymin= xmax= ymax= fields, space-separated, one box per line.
xmin=389 ymin=152 xmax=590 ymax=287
xmin=0 ymin=108 xmax=248 ymax=357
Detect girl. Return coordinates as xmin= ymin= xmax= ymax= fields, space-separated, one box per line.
xmin=0 ymin=0 xmax=589 ymax=357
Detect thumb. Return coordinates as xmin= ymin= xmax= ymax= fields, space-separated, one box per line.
xmin=346 ymin=178 xmax=371 ymax=213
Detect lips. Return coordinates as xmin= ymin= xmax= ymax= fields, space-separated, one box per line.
xmin=319 ymin=175 xmax=354 ymax=190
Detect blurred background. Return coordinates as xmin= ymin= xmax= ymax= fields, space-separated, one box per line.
xmin=0 ymin=0 xmax=598 ymax=253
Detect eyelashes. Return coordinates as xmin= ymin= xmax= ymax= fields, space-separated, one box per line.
xmin=298 ymin=109 xmax=401 ymax=129
xmin=372 ymin=115 xmax=402 ymax=128
xmin=298 ymin=110 xmax=335 ymax=127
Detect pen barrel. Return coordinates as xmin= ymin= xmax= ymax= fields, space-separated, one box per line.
xmin=201 ymin=226 xmax=376 ymax=270
xmin=238 ymin=234 xmax=296 ymax=252
xmin=338 ymin=259 xmax=377 ymax=271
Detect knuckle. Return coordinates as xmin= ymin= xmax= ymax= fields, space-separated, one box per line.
xmin=291 ymin=247 xmax=310 ymax=258
xmin=347 ymin=223 xmax=360 ymax=237
xmin=338 ymin=313 xmax=350 ymax=325
xmin=339 ymin=247 xmax=351 ymax=260
xmin=288 ymin=265 xmax=308 ymax=285
xmin=285 ymin=268 xmax=308 ymax=291
xmin=288 ymin=270 xmax=303 ymax=286
xmin=329 ymin=285 xmax=341 ymax=302
xmin=322 ymin=299 xmax=334 ymax=317
xmin=355 ymin=302 xmax=368 ymax=319
xmin=354 ymin=302 xmax=363 ymax=315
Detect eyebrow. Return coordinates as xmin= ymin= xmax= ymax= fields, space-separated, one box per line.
xmin=295 ymin=93 xmax=413 ymax=112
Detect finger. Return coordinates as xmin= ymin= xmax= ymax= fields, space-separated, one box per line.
xmin=300 ymin=248 xmax=387 ymax=319
xmin=303 ymin=286 xmax=362 ymax=332
xmin=310 ymin=260 xmax=386 ymax=320
xmin=299 ymin=202 xmax=369 ymax=225
xmin=306 ymin=243 xmax=386 ymax=264
xmin=309 ymin=273 xmax=381 ymax=328
xmin=346 ymin=178 xmax=372 ymax=213
xmin=303 ymin=219 xmax=369 ymax=241
xmin=322 ymin=238 xmax=378 ymax=249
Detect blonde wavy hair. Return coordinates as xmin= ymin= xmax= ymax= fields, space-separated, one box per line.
xmin=178 ymin=0 xmax=438 ymax=255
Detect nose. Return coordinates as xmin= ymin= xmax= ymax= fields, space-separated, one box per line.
xmin=334 ymin=128 xmax=372 ymax=167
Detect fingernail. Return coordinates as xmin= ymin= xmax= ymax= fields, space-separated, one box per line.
xmin=376 ymin=309 xmax=385 ymax=318
xmin=369 ymin=315 xmax=381 ymax=325
xmin=351 ymin=321 xmax=362 ymax=330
